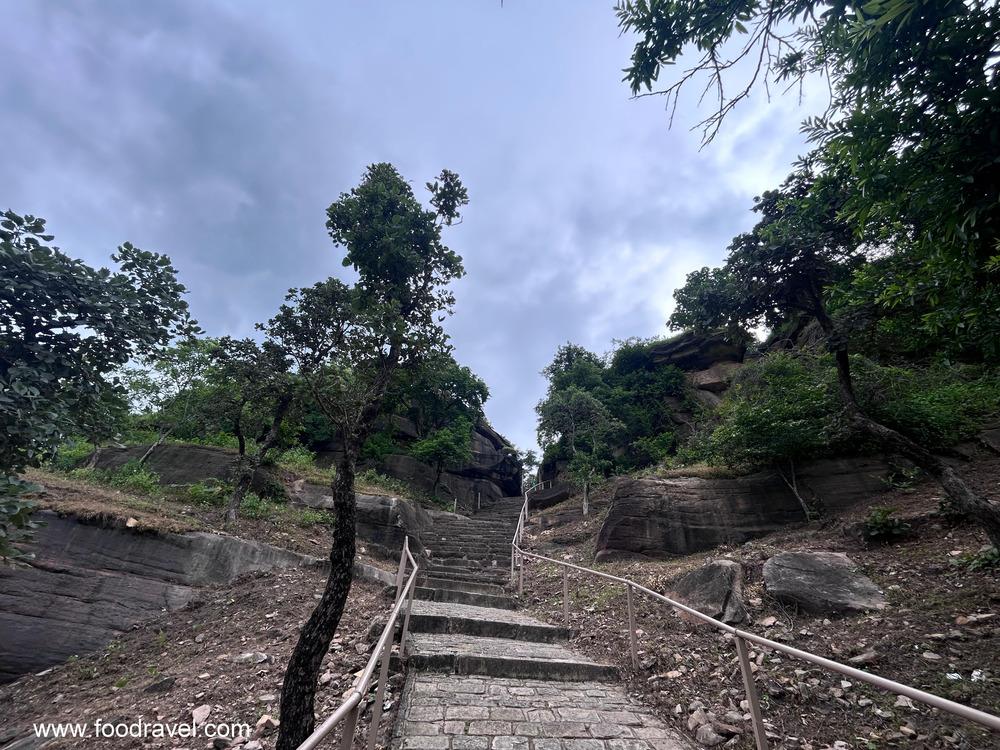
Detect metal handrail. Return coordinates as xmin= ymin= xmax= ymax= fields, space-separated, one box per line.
xmin=509 ymin=490 xmax=1000 ymax=748
xmin=298 ymin=537 xmax=420 ymax=750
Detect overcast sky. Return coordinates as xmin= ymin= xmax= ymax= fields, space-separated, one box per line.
xmin=2 ymin=1 xmax=824 ymax=454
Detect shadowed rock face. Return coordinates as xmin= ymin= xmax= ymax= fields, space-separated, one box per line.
xmin=0 ymin=512 xmax=319 ymax=683
xmin=763 ymin=551 xmax=886 ymax=614
xmin=669 ymin=559 xmax=747 ymax=624
xmin=595 ymin=457 xmax=890 ymax=560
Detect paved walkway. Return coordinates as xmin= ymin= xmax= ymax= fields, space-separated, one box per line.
xmin=391 ymin=499 xmax=691 ymax=750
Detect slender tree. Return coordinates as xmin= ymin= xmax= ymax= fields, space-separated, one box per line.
xmin=209 ymin=337 xmax=296 ymax=523
xmin=272 ymin=164 xmax=467 ymax=750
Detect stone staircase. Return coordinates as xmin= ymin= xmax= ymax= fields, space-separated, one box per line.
xmin=391 ymin=497 xmax=692 ymax=749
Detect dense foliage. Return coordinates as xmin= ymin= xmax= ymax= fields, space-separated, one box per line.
xmin=0 ymin=210 xmax=195 ymax=560
xmin=536 ymin=339 xmax=686 ymax=474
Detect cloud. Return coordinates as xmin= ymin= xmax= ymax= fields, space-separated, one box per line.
xmin=1 ymin=0 xmax=817 ymax=459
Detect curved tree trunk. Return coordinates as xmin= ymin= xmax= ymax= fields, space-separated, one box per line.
xmin=276 ymin=453 xmax=358 ymax=750
xmin=831 ymin=348 xmax=1000 ymax=546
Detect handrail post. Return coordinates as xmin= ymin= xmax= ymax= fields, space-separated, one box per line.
xmin=562 ymin=568 xmax=569 ymax=627
xmin=394 ymin=537 xmax=408 ymax=601
xmin=366 ymin=640 xmax=393 ymax=750
xmin=518 ymin=551 xmax=524 ymax=597
xmin=399 ymin=575 xmax=417 ymax=658
xmin=626 ymin=583 xmax=638 ymax=671
xmin=735 ymin=635 xmax=769 ymax=750
xmin=510 ymin=545 xmax=516 ymax=585
xmin=339 ymin=700 xmax=361 ymax=750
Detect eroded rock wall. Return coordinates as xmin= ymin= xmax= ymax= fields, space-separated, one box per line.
xmin=0 ymin=512 xmax=318 ymax=683
xmin=595 ymin=457 xmax=891 ymax=560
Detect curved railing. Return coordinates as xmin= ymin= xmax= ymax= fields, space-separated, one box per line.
xmin=509 ymin=485 xmax=1000 ymax=749
xmin=298 ymin=536 xmax=420 ymax=750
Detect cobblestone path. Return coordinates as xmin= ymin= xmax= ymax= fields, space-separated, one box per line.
xmin=391 ymin=499 xmax=691 ymax=750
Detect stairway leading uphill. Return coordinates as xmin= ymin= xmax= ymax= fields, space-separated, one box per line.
xmin=392 ymin=497 xmax=691 ymax=749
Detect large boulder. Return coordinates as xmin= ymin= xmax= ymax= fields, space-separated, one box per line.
xmin=0 ymin=512 xmax=319 ymax=683
xmin=763 ymin=551 xmax=886 ymax=614
xmin=595 ymin=457 xmax=890 ymax=559
xmin=669 ymin=559 xmax=747 ymax=624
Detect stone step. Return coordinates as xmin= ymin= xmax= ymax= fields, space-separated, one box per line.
xmin=423 ymin=568 xmax=509 ymax=585
xmin=391 ymin=674 xmax=693 ymax=749
xmin=406 ymin=600 xmax=572 ymax=643
xmin=404 ymin=632 xmax=617 ymax=682
xmin=413 ymin=586 xmax=518 ymax=610
xmin=417 ymin=577 xmax=505 ymax=596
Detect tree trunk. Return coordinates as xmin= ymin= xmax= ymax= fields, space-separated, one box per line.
xmin=776 ymin=459 xmax=816 ymax=521
xmin=84 ymin=443 xmax=101 ymax=469
xmin=582 ymin=478 xmax=590 ymax=516
xmin=831 ymin=347 xmax=1000 ymax=546
xmin=276 ymin=452 xmax=358 ymax=750
xmin=225 ymin=392 xmax=293 ymax=524
xmin=138 ymin=426 xmax=172 ymax=466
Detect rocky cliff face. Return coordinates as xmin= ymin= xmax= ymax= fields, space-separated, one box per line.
xmin=319 ymin=418 xmax=522 ymax=511
xmin=0 ymin=512 xmax=319 ymax=683
xmin=594 ymin=457 xmax=891 ymax=560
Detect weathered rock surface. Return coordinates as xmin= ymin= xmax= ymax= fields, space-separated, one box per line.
xmin=669 ymin=559 xmax=747 ymax=624
xmin=290 ymin=480 xmax=432 ymax=559
xmin=687 ymin=361 xmax=743 ymax=393
xmin=649 ymin=331 xmax=745 ymax=370
xmin=0 ymin=512 xmax=318 ymax=683
xmin=91 ymin=443 xmax=282 ymax=496
xmin=595 ymin=457 xmax=890 ymax=559
xmin=762 ymin=551 xmax=887 ymax=614
xmin=526 ymin=483 xmax=571 ymax=510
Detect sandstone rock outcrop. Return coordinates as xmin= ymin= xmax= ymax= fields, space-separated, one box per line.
xmin=669 ymin=559 xmax=747 ymax=624
xmin=595 ymin=457 xmax=890 ymax=559
xmin=649 ymin=331 xmax=745 ymax=371
xmin=290 ymin=480 xmax=433 ymax=559
xmin=0 ymin=512 xmax=318 ymax=683
xmin=763 ymin=551 xmax=887 ymax=614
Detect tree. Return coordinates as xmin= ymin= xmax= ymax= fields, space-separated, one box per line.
xmin=617 ymin=0 xmax=1000 ymax=359
xmin=209 ymin=337 xmax=296 ymax=522
xmin=0 ymin=210 xmax=195 ymax=561
xmin=670 ymin=166 xmax=1000 ymax=545
xmin=272 ymin=164 xmax=467 ymax=750
xmin=409 ymin=417 xmax=474 ymax=500
xmin=537 ymin=387 xmax=622 ymax=515
xmin=124 ymin=338 xmax=215 ymax=465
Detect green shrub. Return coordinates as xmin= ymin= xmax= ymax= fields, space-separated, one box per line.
xmin=855 ymin=362 xmax=1000 ymax=449
xmin=863 ymin=506 xmax=911 ymax=542
xmin=276 ymin=446 xmax=317 ymax=471
xmin=361 ymin=431 xmax=397 ymax=463
xmin=68 ymin=461 xmax=161 ymax=495
xmin=697 ymin=352 xmax=847 ymax=469
xmin=186 ymin=479 xmax=230 ymax=507
xmin=49 ymin=439 xmax=94 ymax=471
xmin=241 ymin=492 xmax=280 ymax=520
xmin=292 ymin=508 xmax=333 ymax=527
xmin=107 ymin=461 xmax=161 ymax=494
xmin=953 ymin=546 xmax=999 ymax=571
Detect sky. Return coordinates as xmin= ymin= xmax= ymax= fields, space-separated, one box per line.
xmin=2 ymin=0 xmax=825 ymax=454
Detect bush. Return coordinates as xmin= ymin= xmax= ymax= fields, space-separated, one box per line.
xmin=292 ymin=508 xmax=333 ymax=527
xmin=68 ymin=461 xmax=161 ymax=495
xmin=186 ymin=479 xmax=229 ymax=507
xmin=863 ymin=506 xmax=911 ymax=542
xmin=855 ymin=362 xmax=1000 ymax=449
xmin=241 ymin=492 xmax=280 ymax=520
xmin=49 ymin=439 xmax=94 ymax=472
xmin=953 ymin=546 xmax=999 ymax=571
xmin=107 ymin=461 xmax=161 ymax=494
xmin=697 ymin=352 xmax=847 ymax=469
xmin=276 ymin=446 xmax=317 ymax=471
